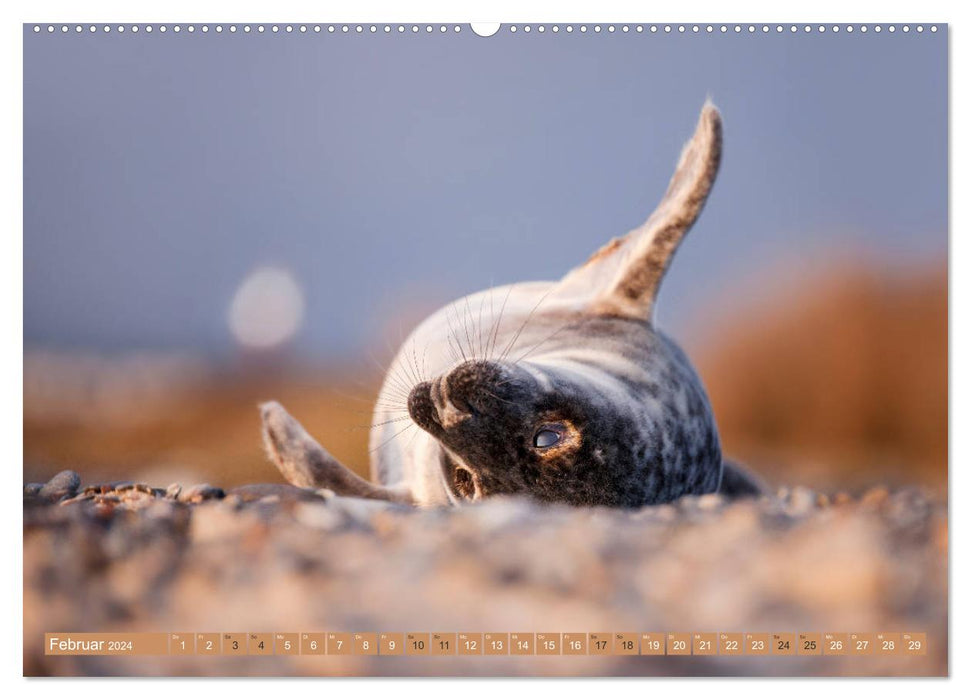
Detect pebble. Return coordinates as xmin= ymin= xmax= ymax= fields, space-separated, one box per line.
xmin=861 ymin=486 xmax=890 ymax=508
xmin=37 ymin=470 xmax=80 ymax=503
xmin=293 ymin=502 xmax=346 ymax=531
xmin=785 ymin=486 xmax=817 ymax=517
xmin=178 ymin=484 xmax=225 ymax=504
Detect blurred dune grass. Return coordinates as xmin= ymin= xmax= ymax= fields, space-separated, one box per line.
xmin=692 ymin=259 xmax=946 ymax=493
xmin=24 ymin=259 xmax=947 ymax=495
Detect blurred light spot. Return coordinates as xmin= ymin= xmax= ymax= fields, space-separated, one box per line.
xmin=228 ymin=267 xmax=305 ymax=349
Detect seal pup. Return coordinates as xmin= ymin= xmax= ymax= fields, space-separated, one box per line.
xmin=261 ymin=101 xmax=763 ymax=507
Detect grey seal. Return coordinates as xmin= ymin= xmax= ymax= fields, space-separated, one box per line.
xmin=261 ymin=101 xmax=763 ymax=507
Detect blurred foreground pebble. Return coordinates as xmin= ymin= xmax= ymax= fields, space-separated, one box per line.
xmin=24 ymin=472 xmax=946 ymax=677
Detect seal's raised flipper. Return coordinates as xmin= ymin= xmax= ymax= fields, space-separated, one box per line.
xmin=718 ymin=458 xmax=764 ymax=499
xmin=260 ymin=401 xmax=415 ymax=505
xmin=555 ymin=101 xmax=722 ymax=322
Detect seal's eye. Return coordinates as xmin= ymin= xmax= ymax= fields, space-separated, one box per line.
xmin=533 ymin=426 xmax=562 ymax=448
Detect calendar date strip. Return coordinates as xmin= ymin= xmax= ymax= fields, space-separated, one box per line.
xmin=45 ymin=632 xmax=928 ymax=657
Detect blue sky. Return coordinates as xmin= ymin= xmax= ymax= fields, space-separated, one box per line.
xmin=24 ymin=26 xmax=947 ymax=360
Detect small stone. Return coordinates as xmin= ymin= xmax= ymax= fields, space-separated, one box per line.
xmin=656 ymin=504 xmax=679 ymax=520
xmin=293 ymin=502 xmax=345 ymax=531
xmin=697 ymin=493 xmax=724 ymax=511
xmin=179 ymin=484 xmax=225 ymax=504
xmin=334 ymin=495 xmax=399 ymax=524
xmin=785 ymin=486 xmax=816 ymax=517
xmin=165 ymin=483 xmax=183 ymax=500
xmin=190 ymin=502 xmax=251 ymax=542
xmin=38 ymin=470 xmax=80 ymax=503
xmin=833 ymin=491 xmax=852 ymax=506
xmin=861 ymin=486 xmax=890 ymax=508
xmin=816 ymin=492 xmax=831 ymax=508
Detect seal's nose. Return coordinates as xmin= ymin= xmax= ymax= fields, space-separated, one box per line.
xmin=407 ymin=381 xmax=441 ymax=436
xmin=442 ymin=360 xmax=504 ymax=415
xmin=407 ymin=360 xmax=507 ymax=435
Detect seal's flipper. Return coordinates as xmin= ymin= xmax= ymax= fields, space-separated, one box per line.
xmin=260 ymin=401 xmax=415 ymax=505
xmin=556 ymin=101 xmax=722 ymax=322
xmin=718 ymin=458 xmax=764 ymax=499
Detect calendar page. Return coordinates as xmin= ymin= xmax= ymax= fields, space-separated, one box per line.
xmin=22 ymin=19 xmax=947 ymax=678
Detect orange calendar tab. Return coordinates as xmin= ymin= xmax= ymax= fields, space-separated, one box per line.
xmin=772 ymin=633 xmax=795 ymax=655
xmin=537 ymin=633 xmax=561 ymax=655
xmin=354 ymin=633 xmax=377 ymax=655
xmin=640 ymin=633 xmax=665 ymax=655
xmin=458 ymin=633 xmax=482 ymax=655
xmin=614 ymin=633 xmax=638 ymax=655
xmin=798 ymin=633 xmax=821 ymax=656
xmin=248 ymin=633 xmax=272 ymax=655
xmin=170 ymin=633 xmax=194 ymax=655
xmin=223 ymin=633 xmax=246 ymax=655
xmin=745 ymin=633 xmax=770 ymax=655
xmin=563 ymin=633 xmax=587 ymax=655
xmin=849 ymin=633 xmax=874 ymax=655
xmin=589 ymin=633 xmax=612 ymax=655
xmin=720 ymin=633 xmax=743 ymax=656
xmin=823 ymin=633 xmax=848 ymax=655
xmin=301 ymin=633 xmax=325 ymax=655
xmin=876 ymin=633 xmax=902 ymax=655
xmin=44 ymin=633 xmax=169 ymax=656
xmin=693 ymin=633 xmax=717 ymax=655
xmin=902 ymin=633 xmax=927 ymax=656
xmin=275 ymin=633 xmax=298 ymax=655
xmin=431 ymin=632 xmax=456 ymax=655
xmin=406 ymin=632 xmax=430 ymax=655
xmin=484 ymin=632 xmax=508 ymax=655
xmin=379 ymin=633 xmax=403 ymax=656
xmin=510 ymin=632 xmax=534 ymax=655
xmin=327 ymin=632 xmax=352 ymax=655
xmin=667 ymin=633 xmax=691 ymax=656
xmin=196 ymin=633 xmax=220 ymax=655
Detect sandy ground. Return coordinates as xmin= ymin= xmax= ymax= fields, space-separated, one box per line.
xmin=24 ymin=472 xmax=947 ymax=677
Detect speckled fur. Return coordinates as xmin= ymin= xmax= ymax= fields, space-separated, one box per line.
xmin=401 ymin=312 xmax=721 ymax=507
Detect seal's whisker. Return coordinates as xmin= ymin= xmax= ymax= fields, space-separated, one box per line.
xmin=445 ymin=327 xmax=464 ymax=366
xmin=498 ymin=286 xmax=556 ymax=363
xmin=348 ymin=415 xmax=415 ymax=432
xmin=376 ymin=351 xmax=417 ymax=402
xmin=446 ymin=304 xmax=469 ymax=363
xmin=402 ymin=421 xmax=422 ymax=451
xmin=367 ymin=350 xmax=409 ymax=401
xmin=462 ymin=295 xmax=477 ymax=362
xmin=488 ymin=284 xmax=514 ymax=361
xmin=513 ymin=319 xmax=576 ymax=365
xmin=389 ymin=321 xmax=417 ymax=390
xmin=409 ymin=336 xmax=423 ymax=388
xmin=368 ymin=421 xmax=416 ymax=454
xmin=476 ymin=290 xmax=487 ymax=361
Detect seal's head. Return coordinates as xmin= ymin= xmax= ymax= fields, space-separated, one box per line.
xmin=407 ymin=322 xmax=720 ymax=507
